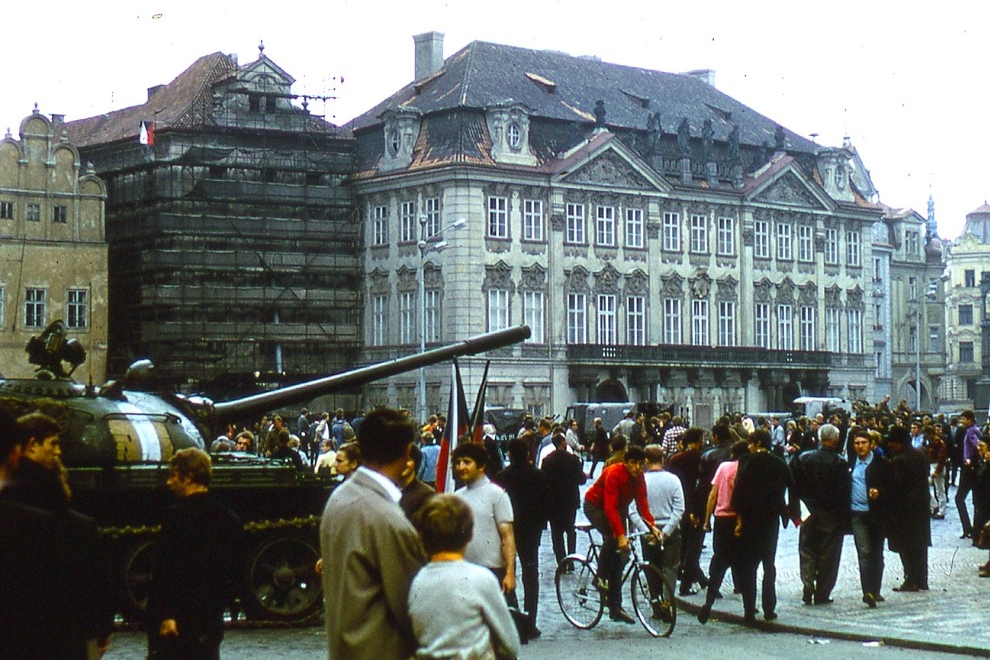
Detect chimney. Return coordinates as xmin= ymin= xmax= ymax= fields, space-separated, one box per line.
xmin=683 ymin=69 xmax=716 ymax=87
xmin=413 ymin=31 xmax=444 ymax=80
xmin=147 ymin=85 xmax=165 ymax=101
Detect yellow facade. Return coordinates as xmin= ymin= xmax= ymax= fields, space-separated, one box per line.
xmin=0 ymin=108 xmax=107 ymax=381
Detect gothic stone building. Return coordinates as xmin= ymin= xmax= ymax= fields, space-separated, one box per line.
xmin=0 ymin=108 xmax=108 ymax=381
xmin=350 ymin=34 xmax=883 ymax=426
xmin=65 ymin=47 xmax=357 ymax=395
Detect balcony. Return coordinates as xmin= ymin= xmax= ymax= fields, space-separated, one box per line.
xmin=566 ymin=344 xmax=833 ymax=369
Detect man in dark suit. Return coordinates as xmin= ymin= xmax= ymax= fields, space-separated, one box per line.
xmin=732 ymin=428 xmax=798 ymax=623
xmin=541 ymin=431 xmax=588 ymax=565
xmin=146 ymin=448 xmax=245 ymax=660
xmin=885 ymin=425 xmax=932 ymax=592
xmin=0 ymin=408 xmax=68 ymax=660
xmin=667 ymin=427 xmax=708 ymax=595
xmin=494 ymin=437 xmax=552 ymax=639
xmin=791 ymin=423 xmax=851 ymax=605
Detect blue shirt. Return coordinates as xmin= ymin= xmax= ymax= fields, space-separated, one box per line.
xmin=851 ymin=451 xmax=873 ymax=512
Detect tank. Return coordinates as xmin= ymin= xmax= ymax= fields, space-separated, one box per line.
xmin=1 ymin=320 xmax=530 ymax=623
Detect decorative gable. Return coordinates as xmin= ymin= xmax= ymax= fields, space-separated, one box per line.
xmin=379 ymin=107 xmax=422 ymax=172
xmin=486 ymin=101 xmax=537 ymax=167
xmin=752 ymin=172 xmax=828 ymax=210
xmin=564 ymin=150 xmax=655 ymax=190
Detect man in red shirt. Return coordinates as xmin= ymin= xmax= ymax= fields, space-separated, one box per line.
xmin=583 ymin=445 xmax=660 ymax=623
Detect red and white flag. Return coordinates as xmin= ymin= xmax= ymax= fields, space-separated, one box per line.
xmin=435 ymin=360 xmax=470 ymax=493
xmin=139 ymin=121 xmax=155 ymax=145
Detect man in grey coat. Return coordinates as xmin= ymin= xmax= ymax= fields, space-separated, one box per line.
xmin=320 ymin=408 xmax=427 ymax=660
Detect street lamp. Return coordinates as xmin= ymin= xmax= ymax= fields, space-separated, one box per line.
xmin=418 ymin=215 xmax=467 ymax=423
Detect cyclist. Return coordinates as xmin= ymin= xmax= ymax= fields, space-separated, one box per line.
xmin=583 ymin=445 xmax=661 ymax=624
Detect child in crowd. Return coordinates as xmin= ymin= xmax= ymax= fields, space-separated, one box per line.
xmin=408 ymin=494 xmax=520 ymax=660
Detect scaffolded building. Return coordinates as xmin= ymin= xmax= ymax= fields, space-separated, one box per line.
xmin=66 ymin=47 xmax=357 ymax=393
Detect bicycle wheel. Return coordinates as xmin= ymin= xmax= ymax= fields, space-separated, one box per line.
xmin=555 ymin=555 xmax=604 ymax=629
xmin=631 ymin=562 xmax=676 ymax=637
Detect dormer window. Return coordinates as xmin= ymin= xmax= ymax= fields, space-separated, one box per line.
xmin=379 ymin=107 xmax=422 ymax=172
xmin=506 ymin=123 xmax=522 ymax=150
xmin=387 ymin=129 xmax=401 ymax=157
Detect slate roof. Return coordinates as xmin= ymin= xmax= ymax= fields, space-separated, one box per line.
xmin=349 ymin=40 xmax=818 ymax=155
xmin=66 ymin=52 xmax=345 ymax=147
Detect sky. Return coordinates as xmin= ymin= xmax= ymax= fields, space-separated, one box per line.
xmin=4 ymin=1 xmax=988 ymax=240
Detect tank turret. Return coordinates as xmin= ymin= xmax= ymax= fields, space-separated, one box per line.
xmin=1 ymin=321 xmax=531 ymax=623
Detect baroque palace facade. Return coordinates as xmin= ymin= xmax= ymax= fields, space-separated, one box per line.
xmin=351 ymin=33 xmax=887 ymax=425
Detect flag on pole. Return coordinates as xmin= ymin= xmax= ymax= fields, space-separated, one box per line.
xmin=469 ymin=360 xmax=491 ymax=444
xmin=139 ymin=121 xmax=155 ymax=145
xmin=435 ymin=359 xmax=470 ymax=493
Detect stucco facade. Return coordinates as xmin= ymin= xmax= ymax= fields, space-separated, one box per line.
xmin=0 ymin=107 xmax=108 ymax=381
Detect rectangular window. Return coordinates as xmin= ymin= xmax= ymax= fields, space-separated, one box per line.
xmin=523 ymin=291 xmax=545 ymax=343
xmin=960 ymin=341 xmax=975 ymax=363
xmin=0 ymin=286 xmax=4 ymax=328
xmin=566 ymin=203 xmax=586 ymax=244
xmin=627 ymin=296 xmax=645 ymax=345
xmin=567 ymin=293 xmax=587 ymax=344
xmin=960 ymin=304 xmax=974 ymax=325
xmin=905 ymin=230 xmax=919 ymax=256
xmin=965 ymin=269 xmax=976 ymax=288
xmin=825 ymin=308 xmax=841 ymax=352
xmin=908 ymin=276 xmax=918 ymax=300
xmin=66 ymin=289 xmax=88 ymax=330
xmin=0 ymin=201 xmax=12 ymax=219
xmin=718 ymin=301 xmax=736 ymax=347
xmin=487 ymin=289 xmax=510 ymax=332
xmin=523 ymin=199 xmax=544 ymax=242
xmin=754 ymin=220 xmax=769 ymax=258
xmin=929 ymin=325 xmax=939 ymax=354
xmin=754 ymin=303 xmax=770 ymax=349
xmin=424 ymin=197 xmax=441 ymax=239
xmin=691 ymin=299 xmax=709 ymax=346
xmin=776 ymin=223 xmax=792 ymax=260
xmin=624 ymin=208 xmax=644 ymax=248
xmin=371 ymin=295 xmax=387 ymax=346
xmin=824 ymin=228 xmax=838 ymax=264
xmin=873 ymin=257 xmax=882 ymax=282
xmin=717 ymin=216 xmax=734 ymax=255
xmin=876 ymin=352 xmax=886 ymax=379
xmin=598 ymin=294 xmax=616 ymax=344
xmin=798 ymin=225 xmax=814 ymax=262
xmin=690 ymin=214 xmax=708 ymax=253
xmin=662 ymin=212 xmax=680 ymax=251
xmin=26 ymin=203 xmax=40 ymax=222
xmin=52 ymin=205 xmax=67 ymax=223
xmin=399 ymin=201 xmax=416 ymax=243
xmin=908 ymin=325 xmax=918 ymax=354
xmin=663 ymin=298 xmax=681 ymax=344
xmin=424 ymin=289 xmax=440 ymax=344
xmin=399 ymin=291 xmax=416 ymax=345
xmin=847 ymin=309 xmax=863 ymax=353
xmin=800 ymin=306 xmax=816 ymax=351
xmin=372 ymin=205 xmax=388 ymax=246
xmin=24 ymin=288 xmax=46 ymax=329
xmin=846 ymin=230 xmax=861 ymax=266
xmin=596 ymin=206 xmax=616 ymax=246
xmin=487 ymin=197 xmax=508 ymax=238
xmin=777 ymin=304 xmax=793 ymax=350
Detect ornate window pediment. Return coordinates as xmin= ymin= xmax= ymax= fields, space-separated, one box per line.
xmin=379 ymin=107 xmax=422 ymax=172
xmin=486 ymin=101 xmax=537 ymax=167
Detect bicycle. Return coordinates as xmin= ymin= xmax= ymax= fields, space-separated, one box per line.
xmin=555 ymin=521 xmax=676 ymax=637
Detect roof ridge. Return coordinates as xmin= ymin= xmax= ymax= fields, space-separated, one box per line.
xmin=459 ymin=41 xmax=482 ymax=107
xmin=172 ymin=52 xmax=237 ymax=127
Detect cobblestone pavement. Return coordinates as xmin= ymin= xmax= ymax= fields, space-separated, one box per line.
xmin=104 ymin=469 xmax=990 ymax=658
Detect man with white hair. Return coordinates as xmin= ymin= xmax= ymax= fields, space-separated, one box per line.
xmin=790 ymin=423 xmax=850 ymax=605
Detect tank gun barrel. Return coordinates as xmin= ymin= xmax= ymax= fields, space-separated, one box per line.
xmin=211 ymin=325 xmax=530 ymax=422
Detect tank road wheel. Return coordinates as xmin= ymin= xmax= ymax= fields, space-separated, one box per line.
xmin=120 ymin=540 xmax=157 ymax=623
xmin=244 ymin=534 xmax=323 ymax=622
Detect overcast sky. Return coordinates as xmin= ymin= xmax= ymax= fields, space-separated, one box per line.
xmin=5 ymin=0 xmax=987 ymax=239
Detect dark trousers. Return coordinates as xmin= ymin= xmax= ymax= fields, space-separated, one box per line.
xmin=679 ymin=518 xmax=707 ymax=590
xmin=798 ymin=509 xmax=844 ymax=601
xmin=515 ymin=530 xmax=542 ymax=626
xmin=850 ymin=511 xmax=884 ymax=596
xmin=641 ymin=530 xmax=681 ymax=603
xmin=957 ymin=465 xmax=976 ymax=535
xmin=899 ymin=545 xmax=929 ymax=589
xmin=548 ymin=508 xmax=577 ymax=565
xmin=703 ymin=516 xmax=738 ymax=608
xmin=583 ymin=501 xmax=629 ymax=611
xmin=737 ymin=521 xmax=780 ymax=618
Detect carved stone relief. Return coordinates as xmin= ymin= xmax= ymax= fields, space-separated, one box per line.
xmin=661 ymin=272 xmax=684 ymax=297
xmin=567 ymin=151 xmax=652 ymax=189
xmin=520 ymin=263 xmax=547 ymax=290
xmin=594 ymin=263 xmax=622 ymax=294
xmin=753 ymin=279 xmax=773 ymax=303
xmin=396 ymin=265 xmax=417 ymax=292
xmin=755 ymin=173 xmax=820 ymax=208
xmin=624 ymin=269 xmax=649 ymax=297
xmin=369 ymin=268 xmax=390 ymax=295
xmin=716 ymin=275 xmax=738 ymax=302
xmin=483 ymin=261 xmax=515 ymax=293
xmin=566 ymin=266 xmax=590 ymax=293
